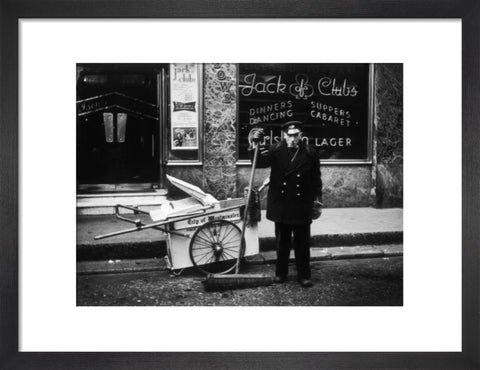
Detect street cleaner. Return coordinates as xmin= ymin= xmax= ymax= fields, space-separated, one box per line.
xmin=249 ymin=121 xmax=323 ymax=288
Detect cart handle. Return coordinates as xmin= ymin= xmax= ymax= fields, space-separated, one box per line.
xmin=114 ymin=205 xmax=149 ymax=226
xmin=94 ymin=204 xmax=245 ymax=240
xmin=94 ymin=224 xmax=190 ymax=240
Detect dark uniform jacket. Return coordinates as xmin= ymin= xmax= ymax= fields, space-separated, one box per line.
xmin=254 ymin=140 xmax=322 ymax=225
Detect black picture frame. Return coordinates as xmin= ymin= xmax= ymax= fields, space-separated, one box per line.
xmin=1 ymin=1 xmax=478 ymax=369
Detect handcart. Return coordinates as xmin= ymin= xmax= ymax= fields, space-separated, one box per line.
xmin=94 ymin=175 xmax=261 ymax=275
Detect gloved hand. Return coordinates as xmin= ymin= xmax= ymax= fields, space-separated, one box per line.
xmin=312 ymin=200 xmax=323 ymax=220
xmin=248 ymin=128 xmax=265 ymax=145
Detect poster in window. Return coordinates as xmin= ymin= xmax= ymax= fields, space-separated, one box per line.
xmin=172 ymin=127 xmax=198 ymax=149
xmin=170 ymin=63 xmax=199 ymax=150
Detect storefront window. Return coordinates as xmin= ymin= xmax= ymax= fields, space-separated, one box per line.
xmin=237 ymin=63 xmax=373 ymax=163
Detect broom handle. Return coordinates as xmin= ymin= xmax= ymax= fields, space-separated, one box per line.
xmin=236 ymin=143 xmax=259 ymax=274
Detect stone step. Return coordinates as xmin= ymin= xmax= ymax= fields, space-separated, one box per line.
xmin=77 ymin=190 xmax=168 ymax=215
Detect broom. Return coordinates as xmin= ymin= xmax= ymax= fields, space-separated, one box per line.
xmin=202 ymin=143 xmax=274 ymax=291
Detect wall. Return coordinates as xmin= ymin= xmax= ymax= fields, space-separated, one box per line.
xmin=320 ymin=165 xmax=374 ymax=207
xmin=374 ymin=64 xmax=403 ymax=207
xmin=201 ymin=63 xmax=238 ymax=199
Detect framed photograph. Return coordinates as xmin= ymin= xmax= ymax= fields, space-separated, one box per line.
xmin=1 ymin=1 xmax=478 ymax=369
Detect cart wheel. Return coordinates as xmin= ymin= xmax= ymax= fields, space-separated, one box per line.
xmin=189 ymin=219 xmax=245 ymax=275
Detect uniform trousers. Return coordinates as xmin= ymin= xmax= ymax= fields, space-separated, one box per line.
xmin=274 ymin=222 xmax=311 ymax=280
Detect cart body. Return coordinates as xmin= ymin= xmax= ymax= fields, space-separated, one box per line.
xmin=165 ymin=197 xmax=259 ymax=270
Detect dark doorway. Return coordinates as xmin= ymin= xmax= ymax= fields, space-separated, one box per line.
xmin=76 ymin=64 xmax=168 ymax=192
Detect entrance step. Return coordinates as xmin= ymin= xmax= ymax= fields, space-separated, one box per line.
xmin=77 ymin=189 xmax=168 ymax=215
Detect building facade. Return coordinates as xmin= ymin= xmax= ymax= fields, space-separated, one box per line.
xmin=76 ymin=63 xmax=403 ymax=215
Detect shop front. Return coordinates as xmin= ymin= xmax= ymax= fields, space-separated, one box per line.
xmin=76 ymin=63 xmax=402 ymax=214
xmin=76 ymin=63 xmax=203 ymax=214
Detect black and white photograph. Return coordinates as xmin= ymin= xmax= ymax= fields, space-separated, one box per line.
xmin=76 ymin=63 xmax=404 ymax=306
xmin=5 ymin=11 xmax=474 ymax=368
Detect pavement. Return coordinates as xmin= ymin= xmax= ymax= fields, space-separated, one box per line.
xmin=77 ymin=207 xmax=403 ymax=269
xmin=77 ymin=244 xmax=403 ymax=275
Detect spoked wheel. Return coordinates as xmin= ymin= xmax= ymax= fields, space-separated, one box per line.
xmin=189 ymin=219 xmax=245 ymax=275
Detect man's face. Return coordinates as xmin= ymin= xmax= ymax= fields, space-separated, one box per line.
xmin=285 ymin=131 xmax=302 ymax=147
